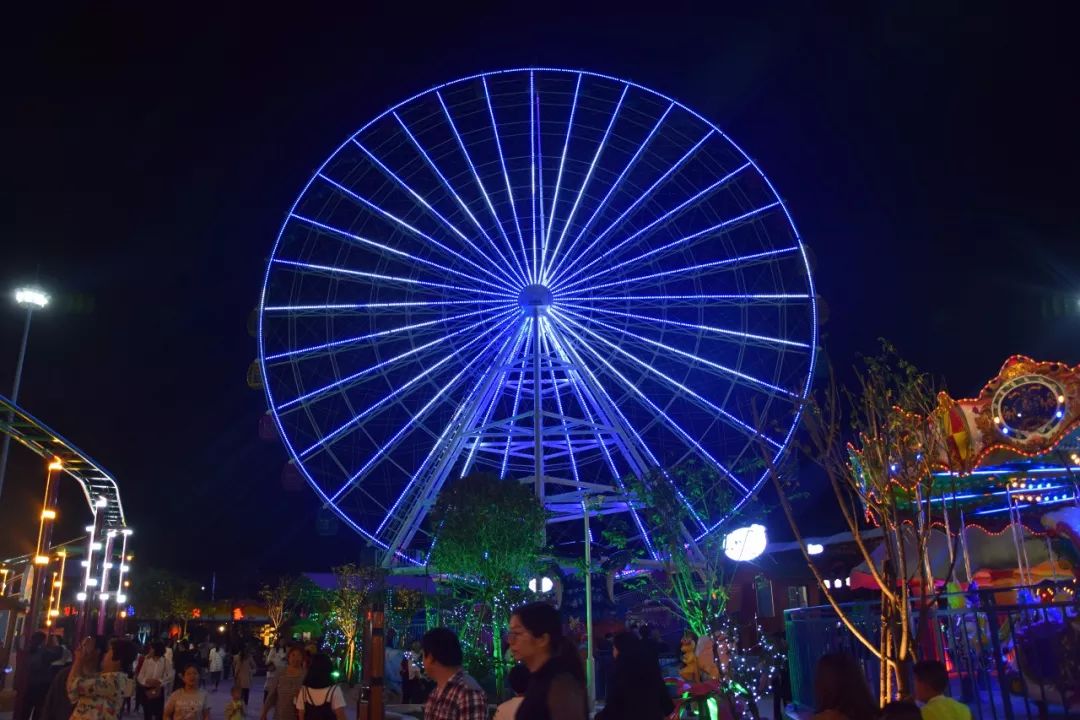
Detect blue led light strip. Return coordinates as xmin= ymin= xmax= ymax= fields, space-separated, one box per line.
xmin=539 ymin=328 xmax=580 ymax=485
xmin=392 ymin=111 xmax=524 ymax=290
xmin=461 ymin=324 xmax=530 ymax=476
xmin=276 ymin=309 xmax=518 ymax=411
xmin=302 ymin=315 xmax=515 ymax=459
xmin=436 ymin=91 xmax=531 ymax=287
xmin=266 ymin=304 xmax=513 ymax=362
xmin=562 ymin=245 xmax=800 ymax=296
xmin=501 ymin=323 xmax=534 ymax=478
xmin=554 ymin=199 xmax=780 ymax=294
xmin=553 ymin=309 xmax=783 ymax=453
xmin=481 ymin=77 xmax=530 ymax=281
xmin=538 ymin=72 xmax=583 ymax=282
xmin=556 ymin=305 xmax=798 ymax=400
xmin=545 ymin=101 xmax=676 ymax=283
xmin=559 ymin=293 xmax=810 ymax=304
xmin=551 ymin=311 xmax=748 ymax=499
xmin=264 ymin=299 xmax=511 ymax=312
xmin=375 ymin=326 xmax=520 ymax=534
xmin=560 ymin=302 xmax=809 ymax=350
xmin=292 ymin=211 xmax=511 ymax=295
xmin=541 ymin=84 xmax=628 ymax=285
xmin=351 ymin=140 xmax=522 ymax=290
xmin=271 ymin=259 xmax=515 ymax=299
xmin=546 ymin=316 xmax=706 ymax=536
xmin=549 ymin=130 xmax=716 ymax=285
xmin=530 ymin=72 xmax=538 ymax=283
xmin=543 ymin=318 xmax=659 ymax=559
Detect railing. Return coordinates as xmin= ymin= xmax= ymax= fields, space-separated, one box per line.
xmin=784 ymin=584 xmax=1080 ymax=720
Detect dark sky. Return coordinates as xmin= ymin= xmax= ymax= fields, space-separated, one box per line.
xmin=3 ymin=4 xmax=1078 ymax=594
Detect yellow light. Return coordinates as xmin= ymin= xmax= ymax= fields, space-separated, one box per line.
xmin=48 ymin=609 xmax=59 ymax=617
xmin=53 ymin=580 xmax=61 ymax=588
xmin=1058 ymin=395 xmax=1066 ymax=404
xmin=41 ymin=509 xmax=57 ymax=519
xmin=34 ymin=555 xmax=50 ymax=565
xmin=45 ymin=619 xmax=52 ymax=627
xmin=119 ymin=610 xmax=127 ymax=618
xmin=48 ymin=458 xmax=63 ymax=471
xmin=123 ymin=580 xmax=130 ymax=587
xmin=993 ymin=416 xmax=1001 ymax=424
xmin=57 ymin=550 xmax=66 ymax=557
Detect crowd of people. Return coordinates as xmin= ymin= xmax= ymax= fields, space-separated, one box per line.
xmin=14 ymin=603 xmax=973 ymax=720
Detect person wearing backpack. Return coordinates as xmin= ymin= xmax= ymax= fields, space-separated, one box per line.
xmin=293 ymin=655 xmax=345 ymax=720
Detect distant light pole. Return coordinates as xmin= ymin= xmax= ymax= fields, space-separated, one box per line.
xmin=0 ymin=287 xmax=50 ymax=505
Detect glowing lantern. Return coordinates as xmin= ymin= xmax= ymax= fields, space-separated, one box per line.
xmin=723 ymin=524 xmax=768 ymax=562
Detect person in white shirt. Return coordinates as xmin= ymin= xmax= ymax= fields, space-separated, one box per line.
xmin=136 ymin=642 xmax=168 ymax=720
xmin=493 ymin=663 xmax=529 ymax=720
xmin=208 ymin=645 xmax=224 ymax=692
xmin=264 ymin=641 xmax=287 ymax=703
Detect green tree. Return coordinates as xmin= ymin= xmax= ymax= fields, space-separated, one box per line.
xmin=428 ymin=473 xmax=546 ymax=691
xmin=132 ymin=568 xmax=199 ymax=634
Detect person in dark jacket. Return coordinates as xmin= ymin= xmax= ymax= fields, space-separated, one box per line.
xmin=508 ymin=602 xmax=588 ymax=720
xmin=595 ymin=632 xmax=673 ymax=720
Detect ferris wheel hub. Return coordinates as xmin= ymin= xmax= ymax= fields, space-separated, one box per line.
xmin=519 ymin=283 xmax=554 ymax=312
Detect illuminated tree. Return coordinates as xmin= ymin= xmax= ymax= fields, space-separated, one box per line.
xmin=428 ymin=473 xmax=546 ymax=689
xmin=763 ymin=342 xmax=955 ymax=702
xmin=259 ymin=576 xmax=298 ymax=642
xmin=327 ymin=564 xmax=380 ymax=684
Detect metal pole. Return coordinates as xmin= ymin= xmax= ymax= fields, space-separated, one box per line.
xmin=583 ymin=496 xmax=595 ymax=706
xmin=0 ymin=307 xmax=33 ymax=507
xmin=532 ymin=311 xmax=544 ymax=504
xmin=23 ymin=458 xmax=62 ymax=637
xmin=96 ymin=531 xmax=117 ymax=636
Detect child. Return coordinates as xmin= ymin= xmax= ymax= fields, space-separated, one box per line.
xmin=914 ymin=660 xmax=971 ymax=720
xmin=493 ymin=663 xmax=530 ymax=720
xmin=225 ymin=685 xmax=246 ymax=720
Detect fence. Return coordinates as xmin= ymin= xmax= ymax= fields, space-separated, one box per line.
xmin=785 ymin=585 xmax=1080 ymax=720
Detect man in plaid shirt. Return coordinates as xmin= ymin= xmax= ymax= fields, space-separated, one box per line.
xmin=421 ymin=628 xmax=487 ymax=720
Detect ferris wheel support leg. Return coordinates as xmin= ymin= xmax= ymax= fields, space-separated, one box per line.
xmin=533 ymin=309 xmax=545 ymax=506
xmin=379 ymin=334 xmax=525 ymax=567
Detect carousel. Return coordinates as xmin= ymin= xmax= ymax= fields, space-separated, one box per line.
xmin=849 ymin=356 xmax=1080 ymax=712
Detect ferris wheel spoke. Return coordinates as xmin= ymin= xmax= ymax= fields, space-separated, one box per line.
xmin=550 ymin=313 xmax=751 ymax=498
xmin=437 ymin=91 xmax=531 ymax=287
xmin=305 ymin=313 xmax=516 ymax=462
xmin=549 ymin=130 xmax=715 ymax=285
xmin=559 ymin=302 xmax=810 ymax=351
xmin=375 ymin=324 xmax=524 ymax=539
xmin=542 ymin=84 xmax=628 ymax=286
xmin=274 ymin=308 xmax=519 ymax=411
xmin=461 ymin=323 xmax=530 ymax=476
xmin=545 ymin=101 xmax=676 ymax=284
xmin=393 ymin=111 xmax=524 ymax=289
xmin=553 ymin=199 xmax=780 ymax=295
xmin=501 ymin=322 xmax=534 ymax=478
xmin=538 ymin=328 xmax=580 ymax=485
xmin=529 ymin=72 xmax=538 ymax=282
xmin=543 ymin=319 xmax=660 ymax=558
xmin=263 ymin=299 xmax=512 ymax=315
xmin=271 ymin=259 xmax=516 ymax=299
xmin=350 ymin=140 xmax=522 ymax=290
xmin=554 ymin=305 xmax=800 ymax=400
xmin=290 ymin=211 xmax=511 ymax=294
xmin=314 ymin=173 xmax=515 ymax=291
xmin=551 ymin=309 xmax=785 ymax=452
xmin=537 ymin=72 xmax=583 ymax=281
xmin=545 ymin=317 xmax=714 ymax=530
xmin=552 ymin=163 xmax=755 ymax=290
xmin=338 ymin=324 xmax=518 ymax=512
xmin=265 ymin=304 xmax=514 ymax=362
xmin=559 ymin=245 xmax=801 ymax=296
xmin=481 ymin=77 xmax=530 ymax=280
xmin=560 ymin=293 xmax=811 ymax=308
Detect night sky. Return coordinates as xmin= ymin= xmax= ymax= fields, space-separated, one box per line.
xmin=3 ymin=5 xmax=1077 ymax=595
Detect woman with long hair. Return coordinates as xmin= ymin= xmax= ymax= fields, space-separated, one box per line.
xmin=294 ymin=654 xmax=346 ymax=720
xmin=595 ymin=632 xmax=673 ymax=720
xmin=508 ymin=602 xmax=588 ymax=720
xmin=68 ymin=637 xmax=138 ymax=720
xmin=261 ymin=645 xmax=305 ymax=720
xmin=232 ymin=648 xmax=256 ymax=705
xmin=812 ymin=653 xmax=878 ymax=720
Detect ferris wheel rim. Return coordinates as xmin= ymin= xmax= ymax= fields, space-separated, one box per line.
xmin=257 ymin=66 xmax=819 ymax=556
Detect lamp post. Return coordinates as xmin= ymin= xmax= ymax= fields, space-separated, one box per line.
xmin=0 ymin=286 xmax=49 ymax=505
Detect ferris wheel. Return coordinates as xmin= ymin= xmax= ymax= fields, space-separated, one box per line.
xmin=258 ymin=68 xmax=817 ymax=566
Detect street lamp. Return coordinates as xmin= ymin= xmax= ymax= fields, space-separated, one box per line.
xmin=0 ymin=286 xmax=50 ymax=504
